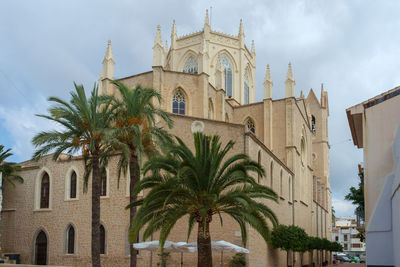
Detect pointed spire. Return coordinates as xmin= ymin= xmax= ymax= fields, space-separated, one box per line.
xmin=264 ymin=64 xmax=273 ymax=99
xmin=285 ymin=62 xmax=296 ymax=98
xmin=239 ymin=19 xmax=244 ymax=36
xmin=171 ymin=20 xmax=177 ymax=49
xmin=204 ymin=9 xmax=210 ymax=26
xmin=153 ymin=26 xmax=164 ymax=66
xmin=320 ymin=83 xmax=327 ymax=108
xmin=251 ymin=40 xmax=255 ymax=55
xmin=154 ymin=25 xmax=163 ymax=46
xmin=203 ymin=9 xmax=211 ymax=37
xmin=300 ymin=90 xmax=304 ymax=99
xmin=100 ymin=40 xmax=114 ymax=80
xmin=103 ymin=40 xmax=114 ymax=61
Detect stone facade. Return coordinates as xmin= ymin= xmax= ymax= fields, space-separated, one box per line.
xmin=1 ymin=11 xmax=331 ymax=267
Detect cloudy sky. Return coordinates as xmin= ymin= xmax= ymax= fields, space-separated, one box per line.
xmin=1 ymin=0 xmax=399 ymax=217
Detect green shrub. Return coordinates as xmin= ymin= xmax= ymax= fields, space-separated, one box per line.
xmin=229 ymin=253 xmax=246 ymax=267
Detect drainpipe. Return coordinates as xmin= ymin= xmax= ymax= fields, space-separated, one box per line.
xmin=292 ymin=174 xmax=295 ymax=267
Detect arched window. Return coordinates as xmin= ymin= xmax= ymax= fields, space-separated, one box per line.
xmin=40 ymin=173 xmax=50 ymax=209
xmin=311 ymin=115 xmax=316 ymax=134
xmin=100 ymin=224 xmax=106 ymax=254
xmin=100 ymin=172 xmax=107 ymax=197
xmin=270 ymin=162 xmax=274 ymax=189
xmin=257 ymin=151 xmax=261 ymax=183
xmin=244 ymin=70 xmax=250 ymax=104
xmin=246 ymin=118 xmax=255 ymax=134
xmin=35 ymin=230 xmax=47 ymax=265
xmin=183 ymin=56 xmax=198 ymax=74
xmin=280 ymin=170 xmax=283 ymax=196
xmin=221 ymin=55 xmax=232 ymax=97
xmin=208 ymin=98 xmax=214 ymax=119
xmin=66 ymin=224 xmax=75 ymax=254
xmin=70 ymin=171 xmax=77 ymax=199
xmin=172 ymin=89 xmax=186 ymax=115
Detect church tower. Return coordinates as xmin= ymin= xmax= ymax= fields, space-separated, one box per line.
xmin=153 ymin=10 xmax=256 ymax=105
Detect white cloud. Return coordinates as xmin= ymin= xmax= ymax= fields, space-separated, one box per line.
xmin=332 ymin=197 xmax=356 ymax=218
xmin=0 ymin=103 xmax=55 ymax=161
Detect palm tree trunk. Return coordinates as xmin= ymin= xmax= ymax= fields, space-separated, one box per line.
xmin=92 ymin=154 xmax=101 ymax=267
xmin=129 ymin=153 xmax=139 ymax=267
xmin=197 ymin=221 xmax=212 ymax=267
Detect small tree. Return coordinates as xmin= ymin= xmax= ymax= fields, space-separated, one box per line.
xmin=292 ymin=227 xmax=309 ymax=266
xmin=321 ymin=239 xmax=331 ymax=266
xmin=306 ymin=237 xmax=320 ymax=267
xmin=271 ymin=225 xmax=308 ymax=267
xmin=229 ymin=253 xmax=246 ymax=267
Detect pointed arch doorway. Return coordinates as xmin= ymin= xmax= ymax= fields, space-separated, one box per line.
xmin=35 ymin=230 xmax=47 ymax=265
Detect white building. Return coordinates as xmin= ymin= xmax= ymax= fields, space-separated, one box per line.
xmin=347 ymin=87 xmax=400 ymax=267
xmin=332 ymin=217 xmax=365 ymax=257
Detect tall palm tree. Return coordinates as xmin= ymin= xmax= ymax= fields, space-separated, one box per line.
xmin=129 ymin=132 xmax=279 ymax=267
xmin=0 ymin=145 xmax=23 ymax=186
xmin=105 ymin=81 xmax=173 ymax=267
xmin=32 ymin=83 xmax=115 ymax=267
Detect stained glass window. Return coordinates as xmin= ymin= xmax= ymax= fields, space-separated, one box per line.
xmin=221 ymin=55 xmax=232 ymax=97
xmin=183 ymin=56 xmax=198 ymax=74
xmin=172 ymin=90 xmax=186 ymax=115
xmin=246 ymin=118 xmax=255 ymax=134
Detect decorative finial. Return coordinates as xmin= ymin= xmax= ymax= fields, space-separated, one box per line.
xmin=287 ymin=62 xmax=294 ymax=80
xmin=171 ymin=20 xmax=177 ymax=48
xmin=104 ymin=40 xmax=113 ymax=61
xmin=264 ymin=64 xmax=273 ymax=99
xmin=285 ymin=62 xmax=296 ymax=98
xmin=251 ymin=40 xmax=255 ymax=54
xmin=300 ymin=90 xmax=304 ymax=99
xmin=205 ymin=9 xmax=210 ymax=26
xmin=239 ymin=19 xmax=244 ymax=37
xmin=100 ymin=40 xmax=115 ymax=81
xmin=154 ymin=25 xmax=162 ymax=46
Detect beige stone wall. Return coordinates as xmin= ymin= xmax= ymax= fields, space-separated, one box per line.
xmin=2 ymin=109 xmax=330 ymax=267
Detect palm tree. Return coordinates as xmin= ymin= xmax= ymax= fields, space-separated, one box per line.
xmin=0 ymin=146 xmax=23 ymax=253
xmin=129 ymin=132 xmax=279 ymax=267
xmin=0 ymin=145 xmax=23 ymax=186
xmin=105 ymin=81 xmax=173 ymax=267
xmin=32 ymin=83 xmax=115 ymax=267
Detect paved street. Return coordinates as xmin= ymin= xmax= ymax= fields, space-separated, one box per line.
xmin=333 ymin=264 xmax=365 ymax=267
